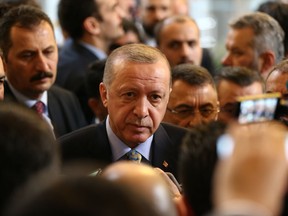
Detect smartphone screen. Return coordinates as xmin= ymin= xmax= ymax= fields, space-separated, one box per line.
xmin=236 ymin=93 xmax=281 ymax=124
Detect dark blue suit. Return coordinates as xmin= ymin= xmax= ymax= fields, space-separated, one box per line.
xmin=56 ymin=39 xmax=101 ymax=122
xmin=58 ymin=121 xmax=188 ymax=179
xmin=4 ymin=82 xmax=88 ymax=138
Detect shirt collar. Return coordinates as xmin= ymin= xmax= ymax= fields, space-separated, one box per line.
xmin=78 ymin=41 xmax=107 ymax=60
xmin=106 ymin=116 xmax=153 ymax=161
xmin=7 ymin=81 xmax=48 ymax=114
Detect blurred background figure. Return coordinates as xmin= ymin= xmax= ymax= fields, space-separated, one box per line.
xmin=171 ymin=0 xmax=188 ymax=15
xmin=109 ymin=18 xmax=144 ymax=53
xmin=56 ymin=0 xmax=124 ymax=123
xmin=215 ymin=66 xmax=264 ymax=123
xmin=0 ymin=103 xmax=60 ymax=216
xmin=155 ymin=15 xmax=216 ymax=75
xmin=136 ymin=0 xmax=172 ymax=46
xmin=163 ymin=64 xmax=219 ymax=128
xmin=257 ymin=1 xmax=288 ymax=58
xmin=118 ymin=0 xmax=137 ymax=21
xmin=221 ymin=12 xmax=284 ymax=80
xmin=85 ymin=59 xmax=107 ymax=124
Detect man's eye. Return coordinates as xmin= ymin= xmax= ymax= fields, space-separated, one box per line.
xmin=168 ymin=42 xmax=180 ymax=49
xmin=150 ymin=94 xmax=161 ymax=101
xmin=20 ymin=52 xmax=34 ymax=59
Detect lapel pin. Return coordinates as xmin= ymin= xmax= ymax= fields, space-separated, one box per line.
xmin=163 ymin=160 xmax=168 ymax=167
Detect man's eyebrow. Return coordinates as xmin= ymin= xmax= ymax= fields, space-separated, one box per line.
xmin=0 ymin=75 xmax=5 ymax=79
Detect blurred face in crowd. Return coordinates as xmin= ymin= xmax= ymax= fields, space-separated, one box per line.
xmin=157 ymin=19 xmax=203 ymax=68
xmin=222 ymin=27 xmax=260 ymax=72
xmin=118 ymin=0 xmax=136 ymax=20
xmin=100 ymin=59 xmax=171 ymax=148
xmin=4 ymin=21 xmax=58 ymax=99
xmin=217 ymin=80 xmax=263 ymax=123
xmin=139 ymin=0 xmax=172 ymax=37
xmin=0 ymin=57 xmax=4 ymax=101
xmin=266 ymin=70 xmax=288 ymax=94
xmin=98 ymin=0 xmax=125 ymax=42
xmin=163 ymin=80 xmax=219 ymax=128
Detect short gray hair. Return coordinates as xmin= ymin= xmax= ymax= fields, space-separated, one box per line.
xmin=230 ymin=12 xmax=284 ymax=63
xmin=103 ymin=43 xmax=171 ymax=88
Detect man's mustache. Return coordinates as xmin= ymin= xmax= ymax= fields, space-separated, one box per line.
xmin=30 ymin=71 xmax=53 ymax=82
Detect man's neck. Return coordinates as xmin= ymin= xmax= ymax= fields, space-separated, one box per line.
xmin=80 ymin=34 xmax=109 ymax=55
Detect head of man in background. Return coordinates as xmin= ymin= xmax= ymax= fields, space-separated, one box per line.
xmin=222 ymin=12 xmax=284 ymax=80
xmin=0 ymin=5 xmax=58 ymax=100
xmin=137 ymin=0 xmax=172 ymax=45
xmin=163 ymin=64 xmax=218 ymax=128
xmin=215 ymin=66 xmax=264 ymax=123
xmin=266 ymin=58 xmax=288 ymax=94
xmin=156 ymin=15 xmax=203 ymax=68
xmin=58 ymin=0 xmax=124 ymax=54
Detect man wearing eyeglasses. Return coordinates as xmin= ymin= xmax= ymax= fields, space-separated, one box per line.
xmin=162 ymin=64 xmax=219 ymax=128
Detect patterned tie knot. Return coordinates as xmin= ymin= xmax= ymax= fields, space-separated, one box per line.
xmin=127 ymin=150 xmax=142 ymax=163
xmin=32 ymin=101 xmax=45 ymax=115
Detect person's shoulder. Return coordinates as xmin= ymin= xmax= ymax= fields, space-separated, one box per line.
xmin=159 ymin=122 xmax=189 ymax=140
xmin=160 ymin=122 xmax=189 ymax=133
xmin=49 ymin=85 xmax=76 ymax=98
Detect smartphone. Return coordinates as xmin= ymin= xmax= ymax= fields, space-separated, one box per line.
xmin=235 ymin=93 xmax=282 ymax=124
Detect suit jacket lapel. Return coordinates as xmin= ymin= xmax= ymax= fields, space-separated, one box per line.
xmin=152 ymin=124 xmax=176 ymax=173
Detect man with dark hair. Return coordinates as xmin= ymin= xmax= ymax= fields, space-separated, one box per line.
xmin=215 ymin=66 xmax=264 ymax=123
xmin=59 ymin=43 xmax=188 ymax=179
xmin=136 ymin=0 xmax=172 ymax=46
xmin=163 ymin=63 xmax=219 ymax=128
xmin=155 ymin=14 xmax=215 ymax=75
xmin=0 ymin=102 xmax=59 ymax=215
xmin=56 ymin=0 xmax=124 ymax=122
xmin=85 ymin=59 xmax=107 ymax=124
xmin=257 ymin=1 xmax=288 ymax=57
xmin=215 ymin=67 xmax=264 ymax=122
xmin=179 ymin=121 xmax=227 ymax=216
xmin=222 ymin=12 xmax=284 ymax=80
xmin=0 ymin=5 xmax=87 ymax=137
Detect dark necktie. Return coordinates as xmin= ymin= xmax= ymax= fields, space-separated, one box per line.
xmin=31 ymin=101 xmax=45 ymax=115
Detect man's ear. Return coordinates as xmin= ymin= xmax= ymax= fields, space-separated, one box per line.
xmin=83 ymin=16 xmax=100 ymax=35
xmin=259 ymin=51 xmax=275 ymax=77
xmin=99 ymin=82 xmax=108 ymax=107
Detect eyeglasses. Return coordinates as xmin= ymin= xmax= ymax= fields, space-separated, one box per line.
xmin=167 ymin=107 xmax=219 ymax=119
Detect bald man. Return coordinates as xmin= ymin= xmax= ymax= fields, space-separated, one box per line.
xmin=102 ymin=161 xmax=178 ymax=216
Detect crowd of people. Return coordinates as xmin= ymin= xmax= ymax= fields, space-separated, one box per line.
xmin=1 ymin=0 xmax=288 ymax=216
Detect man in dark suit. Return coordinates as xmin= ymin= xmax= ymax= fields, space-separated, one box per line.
xmin=0 ymin=6 xmax=87 ymax=137
xmin=59 ymin=44 xmax=188 ymax=179
xmin=56 ymin=0 xmax=125 ymax=122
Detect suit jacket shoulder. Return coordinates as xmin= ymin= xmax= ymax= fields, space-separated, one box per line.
xmin=56 ymin=39 xmax=99 ymax=88
xmin=59 ymin=121 xmax=112 ymax=164
xmin=48 ymin=85 xmax=88 ymax=137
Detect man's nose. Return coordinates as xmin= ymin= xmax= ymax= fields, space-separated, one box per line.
xmin=35 ymin=54 xmax=50 ymax=71
xmin=133 ymin=98 xmax=149 ymax=118
xmin=221 ymin=53 xmax=232 ymax=66
xmin=187 ymin=112 xmax=205 ymax=128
